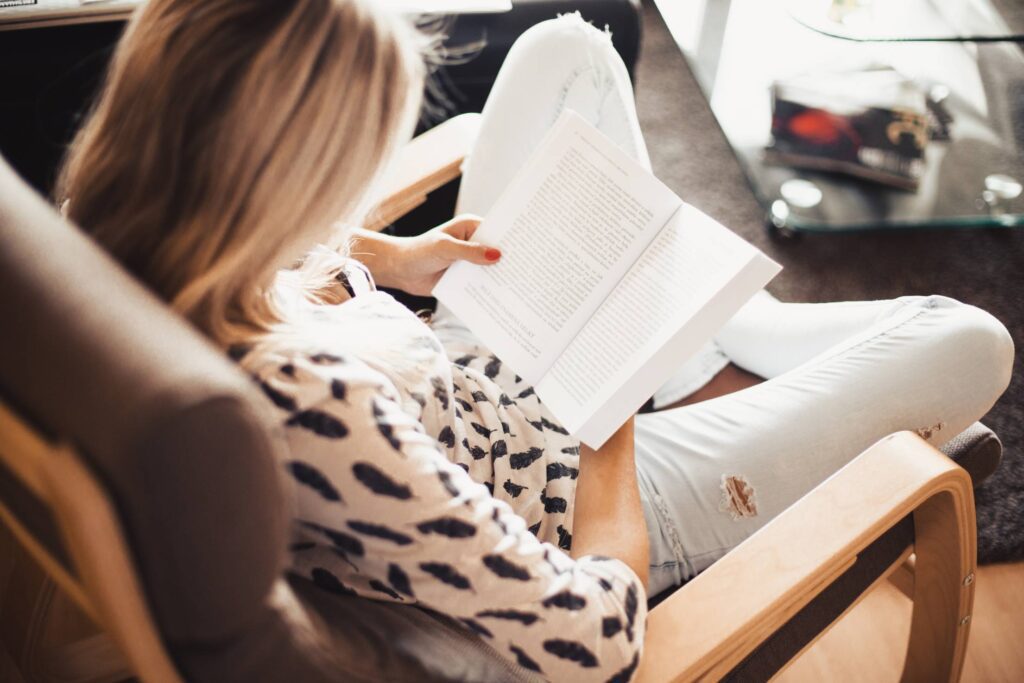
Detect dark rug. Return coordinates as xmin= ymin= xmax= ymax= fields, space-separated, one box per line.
xmin=634 ymin=1 xmax=1024 ymax=564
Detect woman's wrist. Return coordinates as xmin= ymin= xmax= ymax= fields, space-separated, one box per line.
xmin=348 ymin=228 xmax=405 ymax=290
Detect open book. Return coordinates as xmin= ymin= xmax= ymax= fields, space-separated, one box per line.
xmin=434 ymin=111 xmax=781 ymax=448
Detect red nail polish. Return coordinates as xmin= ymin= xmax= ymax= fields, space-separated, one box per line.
xmin=485 ymin=248 xmax=501 ymax=261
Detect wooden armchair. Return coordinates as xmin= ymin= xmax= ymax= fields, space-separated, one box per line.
xmin=0 ymin=114 xmax=997 ymax=682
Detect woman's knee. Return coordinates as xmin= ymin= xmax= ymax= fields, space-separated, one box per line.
xmin=505 ymin=14 xmax=627 ymax=84
xmin=910 ymin=295 xmax=1014 ymax=404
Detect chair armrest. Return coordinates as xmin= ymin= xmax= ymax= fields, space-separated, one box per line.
xmin=364 ymin=113 xmax=482 ymax=231
xmin=637 ymin=431 xmax=976 ymax=682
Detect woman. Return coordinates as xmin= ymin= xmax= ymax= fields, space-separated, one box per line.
xmin=58 ymin=1 xmax=1013 ymax=680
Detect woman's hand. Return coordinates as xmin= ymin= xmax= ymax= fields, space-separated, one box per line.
xmin=350 ymin=215 xmax=501 ymax=296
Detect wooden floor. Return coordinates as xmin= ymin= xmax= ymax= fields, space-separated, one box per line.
xmin=778 ymin=561 xmax=1024 ymax=682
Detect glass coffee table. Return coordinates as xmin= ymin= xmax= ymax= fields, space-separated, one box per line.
xmin=651 ymin=0 xmax=1024 ymax=236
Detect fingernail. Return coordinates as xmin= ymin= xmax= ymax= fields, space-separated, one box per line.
xmin=485 ymin=248 xmax=501 ymax=262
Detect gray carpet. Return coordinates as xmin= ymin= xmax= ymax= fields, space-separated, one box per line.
xmin=634 ymin=1 xmax=1024 ymax=564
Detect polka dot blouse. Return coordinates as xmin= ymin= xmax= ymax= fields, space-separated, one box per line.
xmin=236 ymin=258 xmax=646 ymax=682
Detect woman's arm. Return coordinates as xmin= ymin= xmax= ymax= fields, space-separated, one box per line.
xmin=570 ymin=418 xmax=650 ymax=591
xmin=348 ymin=216 xmax=500 ymax=296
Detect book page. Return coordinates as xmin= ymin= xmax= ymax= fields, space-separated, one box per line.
xmin=433 ymin=111 xmax=680 ymax=385
xmin=537 ymin=204 xmax=781 ymax=443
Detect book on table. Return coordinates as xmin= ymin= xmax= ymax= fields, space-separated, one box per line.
xmin=433 ymin=110 xmax=781 ymax=448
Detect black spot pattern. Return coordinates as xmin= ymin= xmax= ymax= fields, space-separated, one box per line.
xmin=460 ymin=617 xmax=493 ymax=638
xmin=476 ymin=609 xmax=540 ymax=625
xmin=606 ymin=653 xmax=640 ymax=683
xmin=542 ymin=590 xmax=587 ymax=611
xmin=301 ymin=522 xmax=365 ymax=558
xmin=482 ymin=554 xmax=531 ymax=581
xmin=330 ymin=378 xmax=347 ymax=401
xmin=260 ymin=381 xmax=297 ymax=411
xmin=602 ymin=616 xmax=623 ymax=638
xmin=624 ymin=583 xmax=638 ymax=642
xmin=420 ymin=562 xmax=473 ymax=590
xmin=510 ymin=447 xmax=544 ymax=470
xmin=437 ymin=425 xmax=456 ymax=448
xmin=543 ymin=548 xmax=566 ymax=576
xmin=561 ymin=445 xmax=580 ymax=456
xmin=540 ymin=416 xmax=569 ymax=435
xmin=491 ymin=440 xmax=508 ymax=458
xmin=287 ymin=409 xmax=348 ymax=438
xmin=289 ymin=541 xmax=315 ymax=552
xmin=471 ymin=422 xmax=495 ymax=438
xmin=557 ymin=525 xmax=572 ymax=550
xmin=351 ymin=462 xmax=412 ymax=499
xmin=503 ymin=480 xmax=528 ymax=498
xmin=436 ymin=470 xmax=459 ymax=498
xmin=416 ymin=517 xmax=477 ymax=538
xmin=484 ymin=356 xmax=502 ymax=378
xmin=371 ymin=400 xmax=402 ymax=451
xmin=311 ymin=567 xmax=356 ymax=596
xmin=310 ymin=352 xmax=343 ymax=364
xmin=528 ymin=521 xmax=542 ymax=536
xmin=430 ymin=376 xmax=449 ymax=410
xmin=543 ymin=639 xmax=598 ymax=668
xmin=388 ymin=563 xmax=415 ymax=598
xmin=454 ymin=396 xmax=474 ymax=412
xmin=329 ymin=547 xmax=359 ymax=571
xmin=454 ymin=354 xmax=476 ymax=367
xmin=491 ymin=508 xmax=511 ymax=536
xmin=287 ymin=461 xmax=342 ymax=502
xmin=347 ymin=520 xmax=414 ymax=546
xmin=471 ymin=390 xmax=489 ymax=402
xmin=410 ymin=392 xmax=427 ymax=408
xmin=546 ymin=462 xmax=579 ymax=481
xmin=469 ymin=444 xmax=487 ymax=460
xmin=369 ymin=579 xmax=403 ymax=600
xmin=516 ymin=386 xmax=536 ymax=399
xmin=509 ymin=645 xmax=543 ymax=674
xmin=540 ymin=489 xmax=568 ymax=514
xmin=498 ymin=393 xmax=515 ymax=407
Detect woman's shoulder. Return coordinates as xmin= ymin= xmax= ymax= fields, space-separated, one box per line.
xmin=236 ymin=338 xmax=403 ymax=417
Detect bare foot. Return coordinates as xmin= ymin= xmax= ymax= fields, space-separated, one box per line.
xmin=653 ymin=363 xmax=764 ymax=412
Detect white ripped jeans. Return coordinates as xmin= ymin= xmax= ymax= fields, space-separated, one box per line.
xmin=437 ymin=14 xmax=1015 ymax=596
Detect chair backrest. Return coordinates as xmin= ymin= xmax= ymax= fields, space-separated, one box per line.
xmin=0 ymin=400 xmax=182 ymax=681
xmin=0 ymin=156 xmax=291 ymax=680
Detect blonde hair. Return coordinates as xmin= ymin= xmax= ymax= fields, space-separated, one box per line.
xmin=58 ymin=0 xmax=425 ymax=347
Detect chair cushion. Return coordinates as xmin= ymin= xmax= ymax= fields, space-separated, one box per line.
xmin=940 ymin=421 xmax=1002 ymax=484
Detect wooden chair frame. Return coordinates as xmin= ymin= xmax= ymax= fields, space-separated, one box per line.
xmin=0 ymin=113 xmax=976 ymax=682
